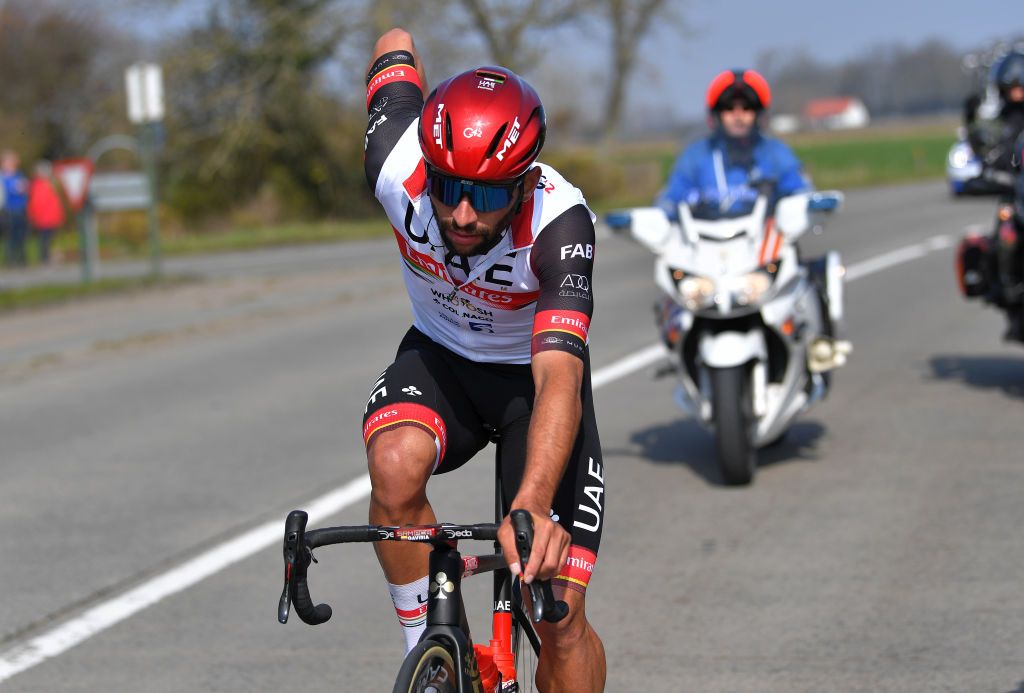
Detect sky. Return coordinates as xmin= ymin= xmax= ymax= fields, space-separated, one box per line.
xmin=651 ymin=0 xmax=1024 ymax=118
xmin=101 ymin=0 xmax=1024 ymax=122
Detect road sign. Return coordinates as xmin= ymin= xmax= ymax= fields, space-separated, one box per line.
xmin=53 ymin=158 xmax=95 ymax=212
xmin=90 ymin=172 xmax=151 ymax=212
xmin=125 ymin=63 xmax=164 ymax=124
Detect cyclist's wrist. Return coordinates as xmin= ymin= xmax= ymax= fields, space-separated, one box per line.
xmin=509 ymin=496 xmax=550 ymax=518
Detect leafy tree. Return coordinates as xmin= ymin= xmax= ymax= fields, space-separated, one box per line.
xmin=161 ymin=0 xmax=374 ymax=220
xmin=0 ymin=0 xmax=133 ymax=160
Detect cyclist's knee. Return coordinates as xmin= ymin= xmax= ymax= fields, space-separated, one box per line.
xmin=535 ymin=590 xmax=593 ymax=649
xmin=367 ymin=426 xmax=437 ymax=514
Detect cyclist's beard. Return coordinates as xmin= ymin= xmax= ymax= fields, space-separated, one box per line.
xmin=436 ymin=206 xmax=517 ymax=257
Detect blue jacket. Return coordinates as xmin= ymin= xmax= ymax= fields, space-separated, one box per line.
xmin=2 ymin=172 xmax=28 ymax=213
xmin=655 ymin=131 xmax=809 ymax=220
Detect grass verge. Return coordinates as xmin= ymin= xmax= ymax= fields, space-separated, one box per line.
xmin=0 ymin=275 xmax=194 ymax=313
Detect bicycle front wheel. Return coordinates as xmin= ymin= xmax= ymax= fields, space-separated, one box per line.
xmin=392 ymin=639 xmax=459 ymax=693
xmin=512 ymin=602 xmax=541 ymax=692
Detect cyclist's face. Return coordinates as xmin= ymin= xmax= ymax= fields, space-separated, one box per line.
xmin=720 ymin=101 xmax=757 ymax=138
xmin=1008 ymin=85 xmax=1024 ymax=103
xmin=432 ymin=168 xmax=541 ymax=256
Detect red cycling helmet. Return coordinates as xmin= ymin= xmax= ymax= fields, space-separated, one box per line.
xmin=419 ymin=66 xmax=546 ymax=181
xmin=706 ymin=69 xmax=772 ymax=112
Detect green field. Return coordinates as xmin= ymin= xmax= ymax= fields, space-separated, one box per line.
xmin=0 ymin=275 xmax=193 ymax=313
xmin=789 ymin=130 xmax=952 ymax=189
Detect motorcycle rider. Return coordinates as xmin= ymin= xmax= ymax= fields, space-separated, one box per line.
xmin=962 ymin=52 xmax=1024 ymax=339
xmin=654 ymin=69 xmax=844 ymax=357
xmin=964 ymin=50 xmax=1024 ymax=179
xmin=655 ymin=69 xmax=809 ymax=220
xmin=989 ymin=130 xmax=1024 ymax=339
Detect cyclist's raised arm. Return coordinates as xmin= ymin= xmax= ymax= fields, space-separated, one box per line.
xmin=364 ymin=29 xmax=427 ymax=194
xmin=366 ymin=28 xmax=427 ymax=96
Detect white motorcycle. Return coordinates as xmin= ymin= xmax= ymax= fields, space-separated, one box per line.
xmin=617 ymin=191 xmax=851 ymax=485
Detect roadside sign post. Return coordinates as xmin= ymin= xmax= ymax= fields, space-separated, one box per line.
xmin=75 ymin=199 xmax=98 ymax=283
xmin=53 ymin=158 xmax=97 ymax=283
xmin=125 ymin=62 xmax=165 ymax=277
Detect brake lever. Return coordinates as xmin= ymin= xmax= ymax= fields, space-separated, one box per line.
xmin=510 ymin=509 xmax=569 ymax=624
xmin=279 ymin=510 xmax=310 ymax=624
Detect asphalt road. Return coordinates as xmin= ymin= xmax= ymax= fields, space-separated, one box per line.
xmin=2 ymin=182 xmax=1023 ymax=692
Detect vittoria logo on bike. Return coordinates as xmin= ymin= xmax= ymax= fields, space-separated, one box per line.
xmin=395 ymin=526 xmax=439 ymax=541
xmin=363 ymin=402 xmax=448 ymax=459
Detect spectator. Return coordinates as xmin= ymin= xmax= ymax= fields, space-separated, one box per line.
xmin=1 ymin=150 xmax=29 ymax=266
xmin=27 ymin=161 xmax=65 ymax=264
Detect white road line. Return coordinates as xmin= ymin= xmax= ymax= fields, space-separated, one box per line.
xmin=0 ymin=333 xmax=666 ymax=683
xmin=0 ymin=230 xmax=961 ymax=683
xmin=591 ymin=343 xmax=668 ymax=388
xmin=844 ymin=234 xmax=953 ymax=281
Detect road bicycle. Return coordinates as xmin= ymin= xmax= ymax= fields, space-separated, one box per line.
xmin=278 ymin=460 xmax=568 ymax=692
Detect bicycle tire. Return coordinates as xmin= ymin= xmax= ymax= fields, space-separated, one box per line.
xmin=392 ymin=639 xmax=459 ymax=693
xmin=511 ymin=597 xmax=541 ymax=691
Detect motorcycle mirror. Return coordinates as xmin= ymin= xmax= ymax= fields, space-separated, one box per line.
xmin=627 ymin=208 xmax=673 ymax=251
xmin=808 ymin=192 xmax=843 ymax=213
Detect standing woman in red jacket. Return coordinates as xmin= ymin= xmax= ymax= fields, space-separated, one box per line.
xmin=27 ymin=160 xmax=66 ymax=264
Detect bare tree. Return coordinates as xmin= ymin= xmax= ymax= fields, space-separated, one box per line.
xmin=159 ymin=0 xmax=372 ymax=219
xmin=456 ymin=0 xmax=588 ymax=74
xmin=0 ymin=0 xmax=136 ymax=158
xmin=598 ymin=0 xmax=682 ymax=141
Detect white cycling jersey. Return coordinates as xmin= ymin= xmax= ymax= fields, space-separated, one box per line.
xmin=365 ymin=72 xmax=597 ymax=365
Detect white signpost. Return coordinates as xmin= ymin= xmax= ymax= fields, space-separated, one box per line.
xmin=124 ymin=63 xmax=165 ymax=275
xmin=125 ymin=63 xmax=165 ymax=125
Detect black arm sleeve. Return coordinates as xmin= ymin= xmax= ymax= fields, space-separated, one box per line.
xmin=529 ymin=204 xmax=596 ymax=359
xmin=364 ymin=50 xmax=425 ymax=192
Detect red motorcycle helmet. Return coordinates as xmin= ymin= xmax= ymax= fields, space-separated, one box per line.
xmin=419 ymin=67 xmax=546 ymax=182
xmin=706 ymin=69 xmax=772 ymax=112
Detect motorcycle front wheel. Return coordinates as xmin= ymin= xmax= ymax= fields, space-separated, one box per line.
xmin=711 ymin=365 xmax=757 ymax=486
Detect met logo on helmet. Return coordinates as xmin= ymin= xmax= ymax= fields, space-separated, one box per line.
xmin=495 ymin=117 xmax=522 ymax=161
xmin=432 ymin=103 xmax=444 ymax=146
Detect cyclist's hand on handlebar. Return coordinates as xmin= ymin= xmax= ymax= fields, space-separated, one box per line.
xmin=498 ymin=507 xmax=570 ymax=584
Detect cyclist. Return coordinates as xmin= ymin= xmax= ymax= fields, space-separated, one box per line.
xmin=362 ymin=29 xmax=606 ymax=691
xmin=655 ymin=68 xmax=809 ymax=219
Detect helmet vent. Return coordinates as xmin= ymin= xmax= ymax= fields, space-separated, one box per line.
xmin=511 ymin=106 xmax=545 ymax=166
xmin=484 ymin=122 xmax=508 ymax=159
xmin=475 ymin=69 xmax=507 ymax=84
xmin=444 ymin=113 xmax=454 ymax=151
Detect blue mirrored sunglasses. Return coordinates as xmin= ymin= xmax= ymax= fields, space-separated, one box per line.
xmin=427 ymin=169 xmax=523 ymax=212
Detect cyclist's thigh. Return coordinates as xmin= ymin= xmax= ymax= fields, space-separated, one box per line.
xmin=363 ymin=328 xmax=489 ymax=474
xmin=495 ymin=354 xmax=605 ymax=596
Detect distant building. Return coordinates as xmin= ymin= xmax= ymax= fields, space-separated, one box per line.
xmin=803 ymin=97 xmax=871 ymax=130
xmin=768 ymin=113 xmax=801 ymax=134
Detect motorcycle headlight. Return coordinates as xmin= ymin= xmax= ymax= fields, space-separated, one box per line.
xmin=732 ymin=263 xmax=779 ymax=307
xmin=668 ymin=267 xmax=715 ymax=311
xmin=949 ymin=146 xmax=971 ymax=169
